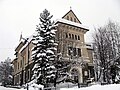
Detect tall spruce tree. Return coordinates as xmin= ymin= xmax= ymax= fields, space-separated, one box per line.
xmin=31 ymin=9 xmax=57 ymax=87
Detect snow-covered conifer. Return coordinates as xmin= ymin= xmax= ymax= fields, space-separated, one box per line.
xmin=0 ymin=57 xmax=13 ymax=86
xmin=31 ymin=9 xmax=57 ymax=87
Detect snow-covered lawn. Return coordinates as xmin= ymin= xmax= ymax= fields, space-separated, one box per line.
xmin=0 ymin=86 xmax=38 ymax=90
xmin=0 ymin=86 xmax=23 ymax=90
xmin=61 ymin=84 xmax=120 ymax=90
xmin=0 ymin=84 xmax=120 ymax=90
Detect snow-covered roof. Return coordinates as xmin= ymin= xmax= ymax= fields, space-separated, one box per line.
xmin=55 ymin=19 xmax=89 ymax=31
xmin=15 ymin=39 xmax=25 ymax=51
xmin=16 ymin=18 xmax=89 ymax=53
xmin=18 ymin=34 xmax=33 ymax=53
xmin=15 ymin=32 xmax=38 ymax=53
xmin=85 ymin=43 xmax=93 ymax=50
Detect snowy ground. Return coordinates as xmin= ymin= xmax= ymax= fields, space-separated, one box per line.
xmin=0 ymin=86 xmax=38 ymax=90
xmin=0 ymin=86 xmax=23 ymax=90
xmin=61 ymin=84 xmax=120 ymax=90
xmin=0 ymin=84 xmax=120 ymax=90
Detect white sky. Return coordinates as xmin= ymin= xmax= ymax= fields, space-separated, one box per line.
xmin=0 ymin=0 xmax=120 ymax=61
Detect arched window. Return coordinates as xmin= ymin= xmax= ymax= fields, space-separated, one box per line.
xmin=75 ymin=35 xmax=77 ymax=40
xmin=71 ymin=17 xmax=73 ymax=21
xmin=67 ymin=16 xmax=69 ymax=20
xmin=69 ymin=34 xmax=71 ymax=39
xmin=74 ymin=18 xmax=76 ymax=22
xmin=78 ymin=36 xmax=80 ymax=40
xmin=72 ymin=34 xmax=74 ymax=39
xmin=66 ymin=33 xmax=68 ymax=38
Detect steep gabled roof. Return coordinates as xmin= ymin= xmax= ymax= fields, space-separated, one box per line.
xmin=62 ymin=9 xmax=82 ymax=24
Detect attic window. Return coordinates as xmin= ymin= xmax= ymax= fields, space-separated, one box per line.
xmin=70 ymin=17 xmax=73 ymax=21
xmin=67 ymin=16 xmax=69 ymax=20
xmin=74 ymin=18 xmax=76 ymax=22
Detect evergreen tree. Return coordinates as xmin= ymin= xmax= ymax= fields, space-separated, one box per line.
xmin=0 ymin=57 xmax=13 ymax=86
xmin=31 ymin=9 xmax=57 ymax=87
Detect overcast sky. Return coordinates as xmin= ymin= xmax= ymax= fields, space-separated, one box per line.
xmin=0 ymin=0 xmax=120 ymax=61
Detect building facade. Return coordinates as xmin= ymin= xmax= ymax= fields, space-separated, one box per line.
xmin=12 ymin=10 xmax=94 ymax=86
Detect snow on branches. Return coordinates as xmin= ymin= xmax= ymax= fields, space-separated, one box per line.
xmin=31 ymin=9 xmax=57 ymax=87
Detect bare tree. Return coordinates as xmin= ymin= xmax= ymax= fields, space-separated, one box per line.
xmin=93 ymin=20 xmax=120 ymax=84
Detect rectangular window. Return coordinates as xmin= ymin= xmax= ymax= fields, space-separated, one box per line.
xmin=29 ymin=69 xmax=31 ymax=80
xmin=19 ymin=74 xmax=21 ymax=84
xmin=23 ymin=59 xmax=24 ymax=67
xmin=78 ymin=48 xmax=81 ymax=57
xmin=68 ymin=48 xmax=70 ymax=55
xmin=25 ymin=71 xmax=27 ymax=83
xmin=14 ymin=75 xmax=16 ymax=85
xmin=28 ymin=69 xmax=30 ymax=81
xmin=66 ymin=33 xmax=68 ymax=38
xmin=15 ymin=63 xmax=17 ymax=72
xmin=68 ymin=47 xmax=72 ymax=55
xmin=20 ymin=60 xmax=22 ymax=68
xmin=23 ymin=71 xmax=25 ymax=83
xmin=27 ymin=70 xmax=29 ymax=81
xmin=18 ymin=62 xmax=19 ymax=70
xmin=73 ymin=48 xmax=76 ymax=56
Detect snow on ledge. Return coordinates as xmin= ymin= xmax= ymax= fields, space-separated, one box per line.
xmin=55 ymin=19 xmax=89 ymax=31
